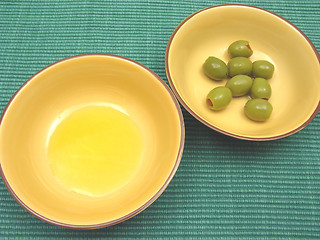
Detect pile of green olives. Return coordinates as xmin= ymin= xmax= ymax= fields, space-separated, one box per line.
xmin=203 ymin=40 xmax=274 ymax=122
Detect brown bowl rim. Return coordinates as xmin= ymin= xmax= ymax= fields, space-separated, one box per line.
xmin=165 ymin=4 xmax=320 ymax=141
xmin=0 ymin=53 xmax=185 ymax=229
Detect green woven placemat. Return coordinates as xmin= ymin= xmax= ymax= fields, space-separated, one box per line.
xmin=1 ymin=0 xmax=320 ymax=239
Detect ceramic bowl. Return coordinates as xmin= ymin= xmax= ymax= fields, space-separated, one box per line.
xmin=166 ymin=4 xmax=320 ymax=140
xmin=0 ymin=54 xmax=184 ymax=229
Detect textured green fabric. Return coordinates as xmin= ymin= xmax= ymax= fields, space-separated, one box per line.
xmin=1 ymin=0 xmax=320 ymax=239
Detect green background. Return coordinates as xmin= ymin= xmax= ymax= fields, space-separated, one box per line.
xmin=1 ymin=0 xmax=320 ymax=239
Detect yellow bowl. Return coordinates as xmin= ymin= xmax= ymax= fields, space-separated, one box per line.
xmin=0 ymin=54 xmax=184 ymax=229
xmin=166 ymin=4 xmax=320 ymax=140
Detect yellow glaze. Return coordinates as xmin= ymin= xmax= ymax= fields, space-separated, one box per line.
xmin=0 ymin=55 xmax=183 ymax=226
xmin=167 ymin=5 xmax=320 ymax=139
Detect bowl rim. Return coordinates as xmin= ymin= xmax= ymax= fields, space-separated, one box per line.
xmin=165 ymin=4 xmax=320 ymax=141
xmin=0 ymin=53 xmax=185 ymax=229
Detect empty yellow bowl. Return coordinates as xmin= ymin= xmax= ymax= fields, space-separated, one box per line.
xmin=0 ymin=54 xmax=184 ymax=229
xmin=166 ymin=5 xmax=320 ymax=140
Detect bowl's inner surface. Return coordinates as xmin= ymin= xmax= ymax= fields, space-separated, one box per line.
xmin=168 ymin=6 xmax=320 ymax=138
xmin=0 ymin=55 xmax=182 ymax=226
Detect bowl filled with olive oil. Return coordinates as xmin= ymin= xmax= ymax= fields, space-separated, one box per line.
xmin=166 ymin=4 xmax=320 ymax=140
xmin=0 ymin=54 xmax=184 ymax=229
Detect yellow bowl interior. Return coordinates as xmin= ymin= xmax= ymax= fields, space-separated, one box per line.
xmin=0 ymin=55 xmax=183 ymax=227
xmin=167 ymin=5 xmax=320 ymax=140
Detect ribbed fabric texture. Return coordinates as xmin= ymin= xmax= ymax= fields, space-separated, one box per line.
xmin=1 ymin=1 xmax=320 ymax=239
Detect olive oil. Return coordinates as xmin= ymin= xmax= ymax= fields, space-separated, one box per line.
xmin=47 ymin=105 xmax=143 ymax=197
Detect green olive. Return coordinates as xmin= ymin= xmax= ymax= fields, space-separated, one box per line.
xmin=225 ymin=75 xmax=253 ymax=97
xmin=244 ymin=99 xmax=273 ymax=122
xmin=251 ymin=78 xmax=272 ymax=100
xmin=203 ymin=56 xmax=228 ymax=81
xmin=206 ymin=86 xmax=232 ymax=111
xmin=228 ymin=40 xmax=253 ymax=58
xmin=227 ymin=57 xmax=252 ymax=77
xmin=252 ymin=60 xmax=274 ymax=79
